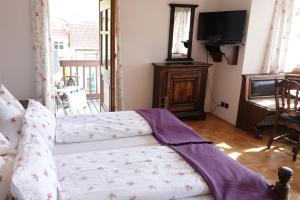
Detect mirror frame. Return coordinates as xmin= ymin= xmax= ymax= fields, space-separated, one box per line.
xmin=166 ymin=4 xmax=198 ymax=62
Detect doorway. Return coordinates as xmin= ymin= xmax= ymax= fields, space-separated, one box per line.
xmin=49 ymin=0 xmax=116 ymax=115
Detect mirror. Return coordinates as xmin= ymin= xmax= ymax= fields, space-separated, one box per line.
xmin=167 ymin=4 xmax=198 ymax=61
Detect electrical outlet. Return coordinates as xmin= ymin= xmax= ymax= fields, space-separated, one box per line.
xmin=221 ymin=101 xmax=225 ymax=107
xmin=220 ymin=101 xmax=229 ymax=109
xmin=224 ymin=103 xmax=229 ymax=109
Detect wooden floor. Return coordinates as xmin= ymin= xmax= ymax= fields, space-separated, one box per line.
xmin=184 ymin=114 xmax=300 ymax=199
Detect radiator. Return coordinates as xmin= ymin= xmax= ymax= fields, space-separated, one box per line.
xmin=256 ymin=115 xmax=276 ymax=127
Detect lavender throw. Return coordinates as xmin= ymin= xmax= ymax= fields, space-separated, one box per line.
xmin=136 ymin=109 xmax=273 ymax=200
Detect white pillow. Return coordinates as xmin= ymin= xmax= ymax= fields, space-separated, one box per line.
xmin=11 ymin=125 xmax=58 ymax=200
xmin=0 ymin=132 xmax=17 ymax=156
xmin=0 ymin=84 xmax=25 ymax=113
xmin=0 ymin=155 xmax=15 ymax=200
xmin=0 ymin=132 xmax=15 ymax=200
xmin=0 ymin=98 xmax=23 ymax=148
xmin=24 ymin=99 xmax=56 ymax=149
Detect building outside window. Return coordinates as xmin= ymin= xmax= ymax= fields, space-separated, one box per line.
xmin=54 ymin=41 xmax=64 ymax=50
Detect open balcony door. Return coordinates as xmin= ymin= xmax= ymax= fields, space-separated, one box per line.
xmin=99 ymin=0 xmax=116 ymax=112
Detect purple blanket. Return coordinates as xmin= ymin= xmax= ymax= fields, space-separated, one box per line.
xmin=136 ymin=109 xmax=273 ymax=200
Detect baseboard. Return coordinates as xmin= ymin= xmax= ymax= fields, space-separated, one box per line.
xmin=207 ymin=112 xmax=235 ymax=127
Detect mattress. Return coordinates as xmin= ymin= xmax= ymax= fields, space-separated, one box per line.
xmin=55 ymin=111 xmax=152 ymax=144
xmin=54 ymin=145 xmax=211 ymax=200
xmin=52 ymin=135 xmax=158 ymax=155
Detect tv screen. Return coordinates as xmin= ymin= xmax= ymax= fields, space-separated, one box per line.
xmin=197 ymin=10 xmax=247 ymax=44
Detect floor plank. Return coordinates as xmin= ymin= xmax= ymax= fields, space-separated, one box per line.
xmin=184 ymin=114 xmax=300 ymax=199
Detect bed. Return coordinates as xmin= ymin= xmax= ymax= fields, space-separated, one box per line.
xmin=8 ymin=101 xmax=293 ymax=200
xmin=55 ymin=111 xmax=152 ymax=144
xmin=21 ymin=99 xmax=154 ymax=149
xmin=0 ymin=93 xmax=293 ymax=200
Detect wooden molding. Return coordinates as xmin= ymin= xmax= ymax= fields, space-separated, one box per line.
xmin=205 ymin=44 xmax=240 ymax=65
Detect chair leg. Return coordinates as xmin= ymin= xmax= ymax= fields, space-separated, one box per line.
xmin=268 ymin=122 xmax=278 ymax=149
xmin=292 ymin=135 xmax=300 ymax=161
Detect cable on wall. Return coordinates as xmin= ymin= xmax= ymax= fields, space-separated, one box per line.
xmin=205 ymin=49 xmax=221 ymax=113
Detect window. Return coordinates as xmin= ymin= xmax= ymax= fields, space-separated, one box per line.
xmin=289 ymin=2 xmax=300 ymax=72
xmin=54 ymin=41 xmax=58 ymax=49
xmin=53 ymin=41 xmax=64 ymax=50
xmin=59 ymin=42 xmax=64 ymax=49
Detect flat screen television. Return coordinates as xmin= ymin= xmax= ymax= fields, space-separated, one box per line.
xmin=197 ymin=10 xmax=247 ymax=44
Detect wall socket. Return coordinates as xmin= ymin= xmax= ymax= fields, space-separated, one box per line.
xmin=220 ymin=101 xmax=229 ymax=109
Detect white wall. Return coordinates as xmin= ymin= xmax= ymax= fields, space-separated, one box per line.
xmin=209 ymin=0 xmax=252 ymax=124
xmin=210 ymin=0 xmax=275 ymax=124
xmin=242 ymin=0 xmax=275 ymax=74
xmin=120 ymin=0 xmax=221 ymax=110
xmin=0 ymin=0 xmax=35 ymax=100
xmin=0 ymin=68 xmax=2 ymax=83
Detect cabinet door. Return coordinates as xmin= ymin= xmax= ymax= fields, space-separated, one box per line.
xmin=166 ymin=70 xmax=205 ymax=112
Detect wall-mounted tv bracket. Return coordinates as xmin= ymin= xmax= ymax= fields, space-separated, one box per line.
xmin=204 ymin=43 xmax=242 ymax=65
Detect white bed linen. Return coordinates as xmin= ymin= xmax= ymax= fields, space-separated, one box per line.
xmin=55 ymin=145 xmax=211 ymax=200
xmin=55 ymin=111 xmax=152 ymax=144
xmin=52 ymin=135 xmax=158 ymax=155
xmin=11 ymin=125 xmax=58 ymax=200
xmin=24 ymin=99 xmax=56 ymax=149
xmin=53 ymin=135 xmax=214 ymax=200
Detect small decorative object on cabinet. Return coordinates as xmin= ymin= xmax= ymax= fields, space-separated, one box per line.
xmin=152 ymin=62 xmax=211 ymax=120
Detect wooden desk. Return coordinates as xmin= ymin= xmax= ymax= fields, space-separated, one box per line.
xmin=236 ymin=74 xmax=285 ymax=138
xmin=236 ymin=73 xmax=300 ymax=138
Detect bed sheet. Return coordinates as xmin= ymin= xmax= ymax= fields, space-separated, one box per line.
xmin=52 ymin=135 xmax=158 ymax=155
xmin=55 ymin=145 xmax=211 ymax=200
xmin=55 ymin=111 xmax=152 ymax=144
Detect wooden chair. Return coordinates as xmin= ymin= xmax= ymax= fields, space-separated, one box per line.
xmin=267 ymin=79 xmax=300 ymax=161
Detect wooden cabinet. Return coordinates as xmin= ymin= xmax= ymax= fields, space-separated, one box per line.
xmin=152 ymin=62 xmax=210 ymax=120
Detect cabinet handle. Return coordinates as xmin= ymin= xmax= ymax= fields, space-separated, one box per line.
xmin=161 ymin=96 xmax=168 ymax=108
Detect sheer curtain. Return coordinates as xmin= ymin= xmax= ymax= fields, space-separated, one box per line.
xmin=263 ymin=0 xmax=300 ymax=73
xmin=172 ymin=8 xmax=191 ymax=56
xmin=31 ymin=0 xmax=55 ymax=111
xmin=115 ymin=0 xmax=123 ymax=111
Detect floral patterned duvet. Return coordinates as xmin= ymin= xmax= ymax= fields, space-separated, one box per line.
xmin=55 ymin=111 xmax=152 ymax=144
xmin=55 ymin=145 xmax=210 ymax=200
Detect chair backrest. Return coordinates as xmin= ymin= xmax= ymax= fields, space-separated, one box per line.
xmin=275 ymin=79 xmax=300 ymax=116
xmin=65 ymin=88 xmax=88 ymax=114
xmin=243 ymin=74 xmax=285 ymax=99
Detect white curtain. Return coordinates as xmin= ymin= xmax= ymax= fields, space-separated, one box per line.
xmin=31 ymin=0 xmax=55 ymax=111
xmin=115 ymin=0 xmax=123 ymax=111
xmin=172 ymin=8 xmax=191 ymax=56
xmin=263 ymin=0 xmax=298 ymax=73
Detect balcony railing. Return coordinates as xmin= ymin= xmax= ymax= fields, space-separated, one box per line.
xmin=59 ymin=60 xmax=100 ymax=98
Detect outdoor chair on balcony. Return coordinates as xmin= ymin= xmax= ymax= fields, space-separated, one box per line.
xmin=56 ymin=86 xmax=89 ymax=115
xmin=58 ymin=60 xmax=101 ymax=114
xmin=63 ymin=75 xmax=79 ymax=87
xmin=65 ymin=87 xmax=89 ymax=114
